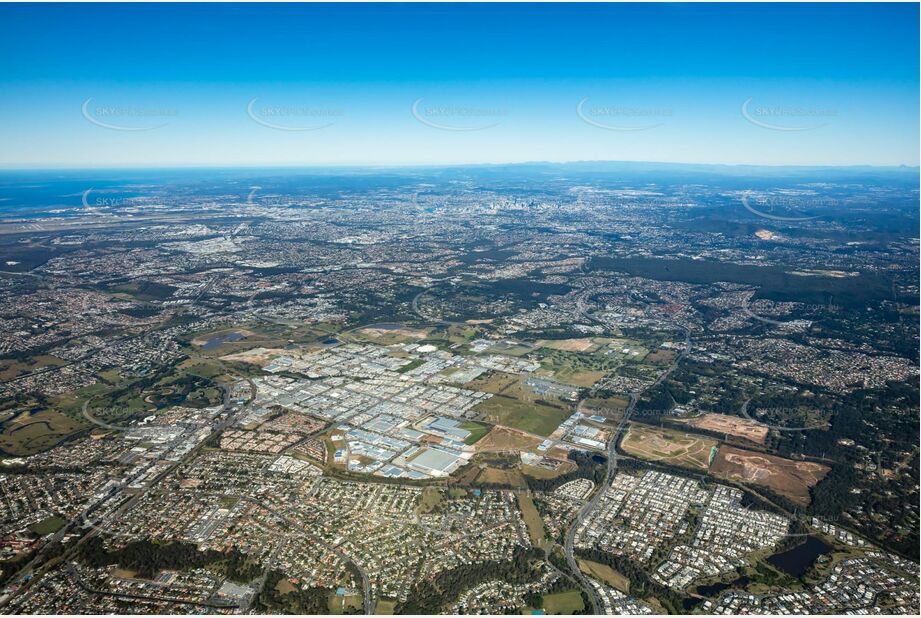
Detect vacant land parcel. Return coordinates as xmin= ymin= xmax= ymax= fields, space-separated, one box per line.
xmin=681 ymin=412 xmax=769 ymax=445
xmin=620 ymin=423 xmax=717 ymax=471
xmin=710 ymin=445 xmax=829 ymax=505
xmin=473 ymin=395 xmax=570 ymax=437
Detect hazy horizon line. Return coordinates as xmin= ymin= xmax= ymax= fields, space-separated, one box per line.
xmin=1 ymin=159 xmax=918 ymax=173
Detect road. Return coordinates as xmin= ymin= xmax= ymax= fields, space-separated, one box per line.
xmin=5 ymin=285 xmax=684 ymax=615
xmin=0 ymin=378 xmax=249 ymax=612
xmin=0 ymin=222 xmax=253 ymax=389
xmin=80 ymin=398 xmax=126 ymax=432
xmin=63 ymin=563 xmax=239 ymax=610
xmin=410 ymin=285 xmax=469 ymax=328
xmin=0 ymin=317 xmax=167 ymax=387
xmin=210 ymin=493 xmax=373 ymax=614
xmin=410 ymin=286 xmax=696 ymax=614
xmin=562 ymin=295 xmax=692 ymax=613
xmin=0 ymin=218 xmax=262 ymax=608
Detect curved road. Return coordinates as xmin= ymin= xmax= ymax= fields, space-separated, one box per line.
xmin=7 ymin=286 xmax=686 ymax=615
xmin=410 ymin=286 xmax=470 ymax=328
xmin=564 ymin=292 xmax=692 ymax=613
xmin=411 ymin=285 xmax=696 ymax=613
xmin=416 ymin=285 xmax=694 ymax=614
xmin=207 ymin=493 xmax=373 ymax=614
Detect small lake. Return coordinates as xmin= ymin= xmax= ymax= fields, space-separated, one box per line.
xmin=696 ymin=576 xmax=750 ymax=597
xmin=767 ymin=536 xmax=833 ymax=578
xmin=201 ymin=331 xmax=245 ymax=350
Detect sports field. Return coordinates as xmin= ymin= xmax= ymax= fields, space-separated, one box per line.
xmin=537 ymin=338 xmax=599 ymax=352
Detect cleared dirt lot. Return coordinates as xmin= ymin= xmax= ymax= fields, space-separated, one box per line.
xmin=476 ymin=425 xmax=542 ymax=452
xmin=682 ymin=413 xmax=769 ymax=445
xmin=710 ymin=445 xmax=830 ymax=506
xmin=537 ymin=338 xmax=598 ymax=352
xmin=620 ymin=423 xmax=717 ymax=471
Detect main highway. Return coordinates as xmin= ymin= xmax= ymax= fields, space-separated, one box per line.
xmin=563 ymin=290 xmax=692 ymax=614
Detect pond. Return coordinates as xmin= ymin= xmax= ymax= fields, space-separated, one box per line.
xmin=201 ymin=331 xmax=245 ymax=350
xmin=767 ymin=535 xmax=833 ymax=578
xmin=696 ymin=576 xmax=750 ymax=597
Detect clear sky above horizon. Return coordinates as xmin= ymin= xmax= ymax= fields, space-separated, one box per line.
xmin=0 ymin=2 xmax=918 ymax=168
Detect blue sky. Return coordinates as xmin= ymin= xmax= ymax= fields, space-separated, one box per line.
xmin=0 ymin=2 xmax=918 ymax=167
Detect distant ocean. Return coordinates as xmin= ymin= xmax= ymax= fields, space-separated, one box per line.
xmin=0 ymin=172 xmax=149 ymax=218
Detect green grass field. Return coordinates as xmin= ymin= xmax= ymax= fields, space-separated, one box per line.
xmin=536 ymin=347 xmax=618 ymax=387
xmin=0 ymin=355 xmax=66 ymax=381
xmin=541 ymin=590 xmax=585 ymax=614
xmin=396 ymin=358 xmax=426 ymax=373
xmin=0 ymin=410 xmax=86 ymax=457
xmin=29 ymin=515 xmax=66 ymax=536
xmin=373 ymin=599 xmax=397 ymax=614
xmin=327 ymin=593 xmax=363 ymax=614
xmin=516 ymin=492 xmax=550 ymax=550
xmin=473 ymin=396 xmax=570 ymax=437
xmin=416 ymin=487 xmax=443 ymax=514
xmin=460 ymin=421 xmax=492 ymax=445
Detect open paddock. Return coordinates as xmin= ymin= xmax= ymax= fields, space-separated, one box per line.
xmin=537 ymin=338 xmax=599 ymax=353
xmin=475 ymin=425 xmax=542 ymax=453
